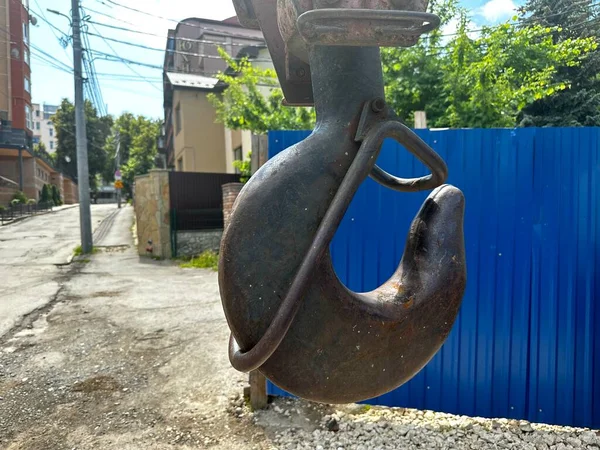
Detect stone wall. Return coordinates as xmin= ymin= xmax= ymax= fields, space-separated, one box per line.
xmin=134 ymin=170 xmax=171 ymax=259
xmin=63 ymin=178 xmax=79 ymax=205
xmin=222 ymin=182 xmax=244 ymax=229
xmin=51 ymin=172 xmax=65 ymax=202
xmin=176 ymin=229 xmax=223 ymax=258
xmin=0 ymin=186 xmax=17 ymax=206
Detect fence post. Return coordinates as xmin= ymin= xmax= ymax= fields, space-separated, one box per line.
xmin=246 ymin=133 xmax=270 ymax=409
xmin=170 ymin=209 xmax=178 ymax=258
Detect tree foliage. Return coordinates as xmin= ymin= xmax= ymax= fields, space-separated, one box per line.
xmin=33 ymin=142 xmax=55 ymax=165
xmin=40 ymin=184 xmax=52 ymax=204
xmin=210 ymin=0 xmax=597 ymax=129
xmin=208 ymin=49 xmax=315 ymax=134
xmin=104 ymin=114 xmax=160 ymax=196
xmin=51 ymin=184 xmax=62 ymax=206
xmin=518 ymin=0 xmax=600 ymax=126
xmin=53 ymin=99 xmax=113 ymax=189
xmin=382 ymin=0 xmax=597 ymax=128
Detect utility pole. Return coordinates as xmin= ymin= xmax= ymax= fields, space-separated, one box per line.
xmin=71 ymin=0 xmax=93 ymax=253
xmin=115 ymin=132 xmax=121 ymax=209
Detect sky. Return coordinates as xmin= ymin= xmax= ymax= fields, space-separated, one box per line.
xmin=29 ymin=0 xmax=521 ymax=121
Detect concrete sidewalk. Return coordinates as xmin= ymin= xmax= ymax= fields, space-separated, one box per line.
xmin=0 ymin=206 xmax=260 ymax=449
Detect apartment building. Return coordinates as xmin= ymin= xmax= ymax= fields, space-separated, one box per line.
xmin=32 ymin=103 xmax=58 ymax=153
xmin=0 ymin=1 xmax=76 ymax=205
xmin=160 ymin=16 xmax=272 ymax=174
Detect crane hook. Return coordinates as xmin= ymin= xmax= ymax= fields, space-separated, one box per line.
xmin=221 ymin=1 xmax=466 ymax=404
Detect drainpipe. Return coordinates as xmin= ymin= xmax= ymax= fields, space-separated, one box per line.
xmin=18 ymin=148 xmax=23 ymax=191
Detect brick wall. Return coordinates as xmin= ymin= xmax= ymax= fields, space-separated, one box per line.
xmin=63 ymin=178 xmax=79 ymax=205
xmin=0 ymin=156 xmax=19 ymax=183
xmin=0 ymin=186 xmax=17 ymax=206
xmin=51 ymin=172 xmax=64 ymax=202
xmin=222 ymin=182 xmax=244 ymax=230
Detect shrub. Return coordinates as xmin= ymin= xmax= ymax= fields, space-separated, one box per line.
xmin=179 ymin=251 xmax=219 ymax=271
xmin=11 ymin=191 xmax=28 ymax=204
xmin=40 ymin=184 xmax=53 ymax=205
xmin=27 ymin=199 xmax=37 ymax=205
xmin=51 ymin=185 xmax=62 ymax=206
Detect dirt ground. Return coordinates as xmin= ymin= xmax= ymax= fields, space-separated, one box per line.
xmin=0 ymin=206 xmax=294 ymax=449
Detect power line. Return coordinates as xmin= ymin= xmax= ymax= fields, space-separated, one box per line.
xmin=30 ymin=43 xmax=73 ymax=72
xmin=30 ymin=0 xmax=73 ymax=68
xmin=84 ymin=30 xmax=273 ymax=62
xmin=94 ymin=0 xmax=265 ymax=39
xmin=85 ymin=19 xmax=162 ymax=92
xmin=81 ymin=24 xmax=107 ymax=116
xmin=96 ymin=0 xmax=598 ymax=45
xmin=87 ymin=19 xmax=265 ymax=49
xmin=30 ymin=52 xmax=73 ymax=73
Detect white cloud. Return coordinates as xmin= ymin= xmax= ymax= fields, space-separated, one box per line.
xmin=440 ymin=16 xmax=481 ymax=43
xmin=479 ymin=0 xmax=517 ymax=22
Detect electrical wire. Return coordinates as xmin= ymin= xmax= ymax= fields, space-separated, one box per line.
xmin=96 ymin=0 xmax=599 ymax=44
xmin=83 ymin=31 xmax=273 ymax=62
xmin=87 ymin=19 xmax=265 ymax=49
xmin=81 ymin=25 xmax=107 ymax=116
xmin=86 ymin=20 xmax=162 ymax=92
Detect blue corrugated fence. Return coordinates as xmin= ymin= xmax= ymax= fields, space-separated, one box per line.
xmin=266 ymin=127 xmax=600 ymax=428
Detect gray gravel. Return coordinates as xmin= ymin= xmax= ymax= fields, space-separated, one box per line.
xmin=252 ymin=398 xmax=599 ymax=450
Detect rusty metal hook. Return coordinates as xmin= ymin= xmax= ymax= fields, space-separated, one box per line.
xmin=222 ymin=1 xmax=466 ymax=403
xmin=228 ymin=106 xmax=451 ymax=374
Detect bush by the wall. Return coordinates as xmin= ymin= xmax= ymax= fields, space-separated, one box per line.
xmin=11 ymin=191 xmax=28 ymax=204
xmin=51 ymin=185 xmax=62 ymax=206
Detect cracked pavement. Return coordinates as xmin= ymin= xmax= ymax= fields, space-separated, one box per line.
xmin=0 ymin=204 xmax=118 ymax=338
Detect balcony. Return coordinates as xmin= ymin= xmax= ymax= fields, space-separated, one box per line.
xmin=0 ymin=127 xmax=29 ymax=149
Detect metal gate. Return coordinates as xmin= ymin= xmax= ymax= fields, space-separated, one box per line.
xmin=267 ymin=127 xmax=600 ymax=428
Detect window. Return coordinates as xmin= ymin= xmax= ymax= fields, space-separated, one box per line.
xmin=36 ymin=121 xmax=40 ymax=130
xmin=22 ymin=22 xmax=29 ymax=45
xmin=175 ymin=103 xmax=181 ymax=134
xmin=49 ymin=141 xmax=54 ymax=150
xmin=47 ymin=121 xmax=52 ymax=126
xmin=23 ymin=47 xmax=29 ymax=66
xmin=35 ymin=109 xmax=40 ymax=117
xmin=25 ymin=104 xmax=32 ymax=130
xmin=24 ymin=77 xmax=30 ymax=93
xmin=49 ymin=128 xmax=53 ymax=137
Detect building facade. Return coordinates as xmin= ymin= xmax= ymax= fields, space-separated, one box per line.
xmin=0 ymin=1 xmax=76 ymax=205
xmin=160 ymin=17 xmax=273 ymax=175
xmin=32 ymin=103 xmax=58 ymax=153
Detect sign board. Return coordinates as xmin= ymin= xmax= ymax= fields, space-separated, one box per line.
xmin=115 ymin=170 xmax=122 ymax=181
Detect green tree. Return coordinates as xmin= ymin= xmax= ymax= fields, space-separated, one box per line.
xmin=51 ymin=184 xmax=62 ymax=206
xmin=53 ymin=99 xmax=113 ymax=190
xmin=443 ymin=18 xmax=596 ymax=127
xmin=382 ymin=2 xmax=597 ymax=128
xmin=518 ymin=0 xmax=600 ymax=126
xmin=104 ymin=114 xmax=160 ymax=197
xmin=40 ymin=184 xmax=52 ymax=205
xmin=33 ymin=142 xmax=55 ymax=165
xmin=208 ymin=49 xmax=315 ymax=133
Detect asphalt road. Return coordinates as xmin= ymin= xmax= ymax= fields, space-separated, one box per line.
xmin=0 ymin=204 xmax=120 ymax=337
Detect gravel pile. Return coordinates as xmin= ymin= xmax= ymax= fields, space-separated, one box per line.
xmin=256 ymin=399 xmax=599 ymax=450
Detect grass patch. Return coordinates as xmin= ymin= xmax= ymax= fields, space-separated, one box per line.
xmin=74 ymin=245 xmax=100 ymax=257
xmin=179 ymin=251 xmax=219 ymax=271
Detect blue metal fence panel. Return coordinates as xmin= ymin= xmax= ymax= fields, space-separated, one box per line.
xmin=266 ymin=128 xmax=600 ymax=428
